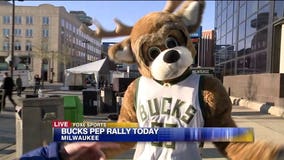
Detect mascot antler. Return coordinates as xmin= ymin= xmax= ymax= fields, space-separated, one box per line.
xmin=79 ymin=18 xmax=132 ymax=38
xmin=87 ymin=0 xmax=190 ymax=38
xmin=94 ymin=0 xmax=183 ymax=37
xmin=92 ymin=18 xmax=132 ymax=38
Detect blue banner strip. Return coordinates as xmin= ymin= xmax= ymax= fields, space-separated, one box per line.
xmin=53 ymin=127 xmax=254 ymax=142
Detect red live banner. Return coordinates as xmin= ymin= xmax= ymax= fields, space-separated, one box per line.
xmin=52 ymin=120 xmax=72 ymax=128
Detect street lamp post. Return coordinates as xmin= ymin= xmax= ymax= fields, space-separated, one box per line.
xmin=82 ymin=39 xmax=90 ymax=63
xmin=10 ymin=0 xmax=24 ymax=77
xmin=10 ymin=0 xmax=15 ymax=77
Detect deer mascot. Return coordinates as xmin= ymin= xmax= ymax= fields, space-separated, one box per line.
xmin=20 ymin=0 xmax=284 ymax=160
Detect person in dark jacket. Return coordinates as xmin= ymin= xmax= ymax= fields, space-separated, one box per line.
xmin=2 ymin=72 xmax=17 ymax=109
xmin=16 ymin=75 xmax=22 ymax=97
xmin=34 ymin=74 xmax=41 ymax=94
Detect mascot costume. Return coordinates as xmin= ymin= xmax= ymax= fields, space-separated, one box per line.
xmin=21 ymin=0 xmax=284 ymax=160
xmin=82 ymin=0 xmax=284 ymax=159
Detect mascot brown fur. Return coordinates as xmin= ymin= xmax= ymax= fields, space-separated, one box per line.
xmin=81 ymin=0 xmax=284 ymax=159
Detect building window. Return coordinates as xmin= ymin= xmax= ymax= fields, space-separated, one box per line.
xmin=259 ymin=1 xmax=269 ymax=9
xmin=255 ymin=52 xmax=267 ymax=73
xmin=274 ymin=1 xmax=284 ymax=21
xmin=26 ymin=16 xmax=33 ymax=25
xmin=238 ymin=22 xmax=246 ymax=40
xmin=3 ymin=42 xmax=9 ymax=51
xmin=42 ymin=16 xmax=49 ymax=25
xmin=233 ymin=27 xmax=238 ymax=44
xmin=240 ymin=1 xmax=246 ymax=7
xmin=15 ymin=41 xmax=21 ymax=51
xmin=251 ymin=28 xmax=268 ymax=52
xmin=3 ymin=28 xmax=10 ymax=37
xmin=227 ymin=2 xmax=234 ymax=18
xmin=221 ymin=8 xmax=227 ymax=24
xmin=26 ymin=41 xmax=32 ymax=51
xmin=227 ymin=16 xmax=233 ymax=32
xmin=244 ymin=54 xmax=255 ymax=74
xmin=237 ymin=39 xmax=245 ymax=57
xmin=221 ymin=23 xmax=226 ymax=37
xmin=239 ymin=4 xmax=246 ymax=23
xmin=257 ymin=4 xmax=270 ymax=30
xmin=234 ymin=1 xmax=239 ymax=14
xmin=15 ymin=16 xmax=22 ymax=25
xmin=42 ymin=29 xmax=49 ymax=37
xmin=246 ymin=1 xmax=258 ymax=18
xmin=61 ymin=18 xmax=65 ymax=27
xmin=226 ymin=45 xmax=234 ymax=60
xmin=25 ymin=29 xmax=33 ymax=37
xmin=3 ymin=16 xmax=10 ymax=24
xmin=15 ymin=29 xmax=21 ymax=37
xmin=225 ymin=61 xmax=234 ymax=75
xmin=245 ymin=34 xmax=254 ymax=55
xmin=233 ymin=13 xmax=239 ymax=28
xmin=222 ymin=1 xmax=227 ymax=10
xmin=237 ymin=58 xmax=245 ymax=74
xmin=42 ymin=43 xmax=48 ymax=52
xmin=226 ymin=31 xmax=233 ymax=45
xmin=246 ymin=14 xmax=257 ymax=37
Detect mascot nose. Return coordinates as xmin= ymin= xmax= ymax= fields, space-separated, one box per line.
xmin=163 ymin=50 xmax=180 ymax=63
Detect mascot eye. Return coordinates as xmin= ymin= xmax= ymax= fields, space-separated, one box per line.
xmin=165 ymin=37 xmax=179 ymax=48
xmin=148 ymin=47 xmax=161 ymax=61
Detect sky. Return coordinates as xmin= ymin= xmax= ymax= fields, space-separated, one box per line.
xmin=15 ymin=1 xmax=215 ymax=42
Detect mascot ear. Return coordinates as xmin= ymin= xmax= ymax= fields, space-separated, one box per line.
xmin=108 ymin=38 xmax=135 ymax=64
xmin=175 ymin=0 xmax=205 ymax=33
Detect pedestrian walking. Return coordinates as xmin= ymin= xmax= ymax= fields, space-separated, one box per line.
xmin=16 ymin=75 xmax=22 ymax=97
xmin=2 ymin=72 xmax=17 ymax=110
xmin=34 ymin=74 xmax=41 ymax=94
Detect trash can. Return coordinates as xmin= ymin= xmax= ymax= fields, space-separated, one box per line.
xmin=100 ymin=87 xmax=116 ymax=113
xmin=15 ymin=97 xmax=64 ymax=158
xmin=0 ymin=89 xmax=4 ymax=111
xmin=82 ymin=89 xmax=99 ymax=115
xmin=64 ymin=96 xmax=83 ymax=122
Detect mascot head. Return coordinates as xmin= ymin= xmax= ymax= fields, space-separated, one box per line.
xmin=81 ymin=0 xmax=205 ymax=82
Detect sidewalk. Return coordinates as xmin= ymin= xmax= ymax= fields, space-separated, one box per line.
xmin=1 ymin=92 xmax=284 ymax=159
xmin=230 ymin=96 xmax=284 ymax=118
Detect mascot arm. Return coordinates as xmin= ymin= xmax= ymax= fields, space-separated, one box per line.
xmin=103 ymin=79 xmax=138 ymax=158
xmin=202 ymin=76 xmax=283 ymax=160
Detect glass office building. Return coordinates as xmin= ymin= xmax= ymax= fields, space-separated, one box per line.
xmin=215 ymin=1 xmax=284 ymax=107
xmin=215 ymin=0 xmax=284 ymax=76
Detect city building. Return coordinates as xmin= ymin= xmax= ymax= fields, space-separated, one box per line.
xmin=190 ymin=26 xmax=202 ymax=67
xmin=215 ymin=1 xmax=284 ymax=106
xmin=198 ymin=30 xmax=215 ymax=67
xmin=0 ymin=2 xmax=101 ymax=82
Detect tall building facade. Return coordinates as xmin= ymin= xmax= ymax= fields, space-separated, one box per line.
xmin=199 ymin=30 xmax=215 ymax=67
xmin=215 ymin=1 xmax=284 ymax=106
xmin=0 ymin=3 xmax=101 ymax=82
